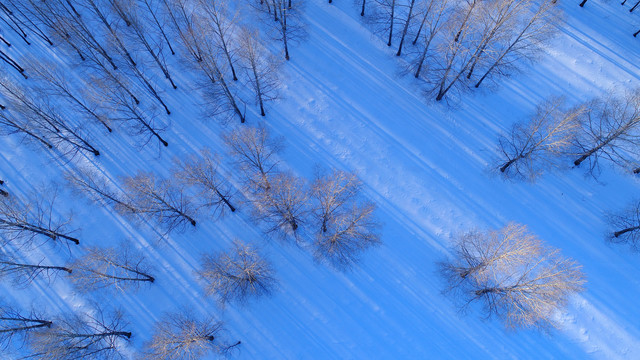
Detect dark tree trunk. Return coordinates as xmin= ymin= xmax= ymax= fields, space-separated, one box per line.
xmin=361 ymin=0 xmax=366 ymax=16
xmin=0 ymin=219 xmax=80 ymax=244
xmin=614 ymin=226 xmax=640 ymax=237
xmin=579 ymin=0 xmax=587 ymax=7
xmin=387 ymin=0 xmax=395 ymax=47
xmin=396 ymin=0 xmax=416 ymax=56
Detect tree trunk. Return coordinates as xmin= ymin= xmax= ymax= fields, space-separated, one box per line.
xmin=414 ymin=33 xmax=435 ymax=78
xmin=579 ymin=0 xmax=587 ymax=7
xmin=0 ymin=260 xmax=73 ymax=273
xmin=0 ymin=219 xmax=80 ymax=244
xmin=216 ymin=189 xmax=236 ymax=212
xmin=614 ymin=225 xmax=640 ymax=238
xmin=396 ymin=0 xmax=416 ymax=56
xmin=412 ymin=12 xmax=428 ymax=46
xmin=361 ymin=0 xmax=366 ymax=16
xmin=455 ymin=0 xmax=477 ymax=42
xmin=631 ymin=0 xmax=640 ymax=11
xmin=387 ymin=0 xmax=395 ymax=47
xmin=499 ymin=157 xmax=519 ymax=173
xmin=574 ymin=134 xmax=618 ymax=166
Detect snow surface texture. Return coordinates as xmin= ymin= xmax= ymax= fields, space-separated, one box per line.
xmin=1 ymin=0 xmax=640 ymax=359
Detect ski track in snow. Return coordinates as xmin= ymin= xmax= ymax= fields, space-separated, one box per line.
xmin=1 ymin=0 xmax=640 ymax=358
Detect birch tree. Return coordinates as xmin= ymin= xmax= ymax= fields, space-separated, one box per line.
xmin=144 ymin=312 xmax=240 ymax=360
xmin=0 ymin=76 xmax=100 ymax=157
xmin=0 ymin=251 xmax=71 ymax=286
xmin=0 ymin=303 xmax=52 ymax=350
xmin=238 ymin=28 xmax=281 ymax=116
xmin=412 ymin=0 xmax=453 ymax=78
xmin=69 ymin=243 xmax=155 ymax=292
xmin=167 ymin=0 xmax=245 ymax=122
xmin=608 ymin=200 xmax=640 ymax=251
xmin=441 ymin=223 xmax=585 ymax=329
xmin=473 ymin=0 xmax=558 ymax=88
xmin=573 ymin=90 xmax=640 ymax=173
xmin=310 ymin=170 xmax=380 ymax=268
xmin=197 ymin=0 xmax=239 ymax=81
xmin=199 ymin=240 xmax=276 ymax=305
xmin=252 ymin=172 xmax=308 ymax=239
xmin=497 ymin=97 xmax=583 ymax=180
xmin=31 ymin=62 xmax=113 ymax=133
xmin=122 ymin=172 xmax=197 ymax=232
xmin=173 ymin=149 xmax=236 ymax=216
xmin=0 ymin=192 xmax=80 ymax=247
xmin=112 ymin=0 xmax=178 ymax=89
xmin=223 ymin=125 xmax=283 ymax=192
xmin=65 ymin=166 xmax=138 ymax=214
xmin=27 ymin=308 xmax=131 ymax=360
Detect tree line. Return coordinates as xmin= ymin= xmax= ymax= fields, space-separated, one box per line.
xmin=0 ymin=301 xmax=240 ymax=359
xmin=496 ymin=90 xmax=640 ymax=180
xmin=0 ymin=0 xmax=299 ymax=160
xmin=494 ymin=90 xmax=640 ymax=253
xmin=355 ymin=0 xmax=560 ymax=101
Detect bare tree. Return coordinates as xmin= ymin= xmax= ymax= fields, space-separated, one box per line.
xmin=412 ymin=0 xmax=453 ymax=78
xmin=101 ymin=84 xmax=169 ymax=147
xmin=0 ymin=192 xmax=80 ymax=247
xmin=607 ymin=200 xmax=640 ymax=250
xmin=223 ymin=125 xmax=283 ymax=191
xmin=420 ymin=0 xmax=557 ymax=100
xmin=238 ymin=28 xmax=282 ymax=117
xmin=440 ymin=223 xmax=585 ymax=329
xmin=0 ymin=49 xmax=27 ymax=79
xmin=0 ymin=76 xmax=100 ymax=157
xmin=0 ymin=104 xmax=54 ymax=150
xmin=573 ymin=90 xmax=640 ymax=173
xmin=69 ymin=243 xmax=155 ymax=292
xmin=27 ymin=307 xmax=131 ymax=360
xmin=0 ymin=302 xmax=52 ymax=350
xmin=255 ymin=0 xmax=305 ymax=60
xmin=252 ymin=172 xmax=308 ymax=239
xmin=112 ymin=0 xmax=178 ymax=89
xmin=396 ymin=0 xmax=417 ymax=56
xmin=122 ymin=172 xmax=197 ymax=232
xmin=140 ymin=0 xmax=175 ymax=55
xmin=30 ymin=61 xmax=113 ymax=133
xmin=121 ymin=51 xmax=173 ymax=115
xmin=17 ymin=0 xmax=87 ymax=59
xmin=429 ymin=9 xmax=477 ymax=101
xmin=36 ymin=0 xmax=119 ymax=70
xmin=173 ymin=149 xmax=236 ymax=216
xmin=197 ymin=0 xmax=239 ymax=81
xmin=65 ymin=166 xmax=139 ymax=214
xmin=473 ymin=0 xmax=558 ymax=88
xmin=78 ymin=0 xmax=137 ymax=67
xmin=496 ymin=97 xmax=583 ymax=181
xmin=0 ymin=250 xmax=71 ymax=287
xmin=200 ymin=240 xmax=276 ymax=305
xmin=82 ymin=50 xmax=141 ymax=106
xmin=0 ymin=2 xmax=32 ymax=45
xmin=310 ymin=170 xmax=380 ymax=268
xmin=143 ymin=312 xmax=240 ymax=360
xmin=166 ymin=0 xmax=245 ymax=123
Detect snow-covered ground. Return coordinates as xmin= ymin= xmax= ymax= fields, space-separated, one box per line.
xmin=1 ymin=0 xmax=640 ymax=358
